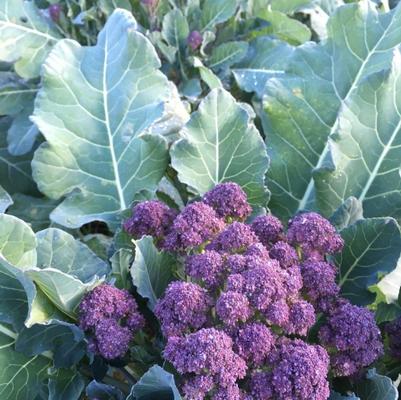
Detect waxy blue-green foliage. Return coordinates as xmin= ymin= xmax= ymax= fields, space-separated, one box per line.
xmin=0 ymin=0 xmax=401 ymax=399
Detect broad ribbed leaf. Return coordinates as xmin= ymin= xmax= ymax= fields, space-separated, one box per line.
xmin=233 ymin=37 xmax=293 ymax=98
xmin=355 ymin=369 xmax=399 ymax=400
xmin=128 ymin=365 xmax=182 ymax=400
xmin=264 ymin=1 xmax=401 ymax=220
xmin=7 ymin=194 xmax=59 ymax=232
xmin=335 ymin=218 xmax=401 ymax=305
xmin=0 ymin=118 xmax=38 ymax=195
xmin=162 ymin=9 xmax=189 ymax=50
xmin=171 ymin=88 xmax=269 ymax=205
xmin=330 ymin=393 xmax=360 ymax=400
xmin=131 ymin=236 xmax=176 ymax=310
xmin=0 ymin=325 xmax=50 ymax=399
xmin=48 ymin=369 xmax=85 ymax=400
xmin=257 ymin=10 xmax=311 ymax=45
xmin=16 ymin=321 xmax=85 ymax=368
xmin=330 ymin=197 xmax=363 ymax=231
xmin=315 ymin=50 xmax=401 ymax=219
xmin=0 ymin=214 xmax=37 ymax=269
xmin=0 ymin=0 xmax=62 ymax=79
xmin=0 ymin=186 xmax=11 ymax=212
xmin=0 ymin=258 xmax=36 ymax=331
xmin=111 ymin=248 xmax=131 ymax=290
xmin=0 ymin=72 xmax=39 ymax=155
xmin=32 ymin=10 xmax=170 ymax=229
xmin=36 ymin=228 xmax=109 ymax=282
xmin=99 ymin=0 xmax=131 ymax=15
xmin=26 ymin=268 xmax=101 ymax=318
xmin=200 ymin=0 xmax=238 ymax=32
xmin=208 ymin=41 xmax=248 ymax=71
xmin=250 ymin=0 xmax=312 ymax=14
xmin=86 ymin=380 xmax=124 ymax=400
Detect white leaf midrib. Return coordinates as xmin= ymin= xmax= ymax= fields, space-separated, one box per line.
xmin=102 ymin=30 xmax=126 ymax=210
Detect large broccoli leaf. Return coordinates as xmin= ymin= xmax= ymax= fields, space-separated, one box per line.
xmin=32 ymin=10 xmax=171 ymax=229
xmin=263 ymin=1 xmax=401 ymax=220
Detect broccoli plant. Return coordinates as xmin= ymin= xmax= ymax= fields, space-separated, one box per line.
xmin=0 ymin=0 xmax=401 ymax=399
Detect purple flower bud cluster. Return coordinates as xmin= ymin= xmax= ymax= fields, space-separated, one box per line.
xmin=319 ymin=302 xmax=383 ymax=376
xmin=127 ymin=183 xmax=383 ymax=398
xmin=123 ymin=200 xmax=177 ymax=245
xmin=251 ymin=338 xmax=330 ymax=400
xmin=187 ymin=31 xmax=203 ymax=50
xmin=385 ymin=316 xmax=401 ymax=359
xmin=78 ymin=284 xmax=144 ymax=360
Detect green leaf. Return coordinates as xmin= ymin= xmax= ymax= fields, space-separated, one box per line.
xmin=162 ymin=9 xmax=189 ymax=50
xmin=193 ymin=57 xmax=223 ymax=89
xmin=330 ymin=197 xmax=363 ymax=231
xmin=98 ymin=0 xmax=132 ymax=16
xmin=86 ymin=380 xmax=124 ymax=400
xmin=171 ymin=88 xmax=269 ymax=205
xmin=0 ymin=214 xmax=37 ymax=269
xmin=335 ymin=218 xmax=401 ymax=305
xmin=0 ymin=0 xmax=62 ymax=79
xmin=233 ymin=37 xmax=293 ymax=98
xmin=330 ymin=392 xmax=360 ymax=400
xmin=249 ymin=0 xmax=313 ymax=14
xmin=376 ymin=301 xmax=401 ymax=324
xmin=128 ymin=365 xmax=182 ymax=400
xmin=355 ymin=369 xmax=399 ymax=400
xmin=0 ymin=325 xmax=50 ymax=399
xmin=0 ymin=258 xmax=36 ymax=331
xmin=7 ymin=106 xmax=40 ymax=156
xmin=32 ymin=10 xmax=170 ymax=229
xmin=315 ymin=50 xmax=401 ymax=219
xmin=264 ymin=1 xmax=401 ymax=221
xmin=7 ymin=194 xmax=59 ymax=232
xmin=26 ymin=268 xmax=102 ymax=318
xmin=81 ymin=234 xmax=112 ymax=261
xmin=257 ymin=10 xmax=311 ymax=45
xmin=36 ymin=228 xmax=110 ymax=282
xmin=200 ymin=0 xmax=238 ymax=32
xmin=0 ymin=72 xmax=37 ymax=115
xmin=208 ymin=41 xmax=248 ymax=71
xmin=0 ymin=185 xmax=12 ymax=212
xmin=16 ymin=321 xmax=85 ymax=368
xmin=0 ymin=118 xmax=38 ymax=195
xmin=131 ymin=236 xmax=176 ymax=310
xmin=48 ymin=369 xmax=85 ymax=400
xmin=111 ymin=248 xmax=131 ymax=290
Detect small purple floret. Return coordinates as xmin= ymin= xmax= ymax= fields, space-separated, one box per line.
xmin=185 ymin=251 xmax=224 ymax=288
xmin=164 ymin=202 xmax=224 ymax=252
xmin=319 ymin=302 xmax=383 ymax=376
xmin=203 ymin=182 xmax=252 ymax=221
xmin=216 ymin=291 xmax=252 ymax=326
xmin=207 ymin=222 xmax=258 ymax=253
xmin=154 ymin=281 xmax=212 ymax=337
xmin=235 ymin=322 xmax=274 ymax=366
xmin=78 ymin=284 xmax=144 ymax=360
xmin=123 ymin=200 xmax=176 ymax=240
xmin=287 ymin=212 xmax=344 ymax=258
xmin=251 ymin=215 xmax=283 ymax=247
xmin=187 ymin=31 xmax=203 ymax=50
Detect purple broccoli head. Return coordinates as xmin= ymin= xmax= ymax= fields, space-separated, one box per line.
xmin=123 ymin=200 xmax=176 ymax=241
xmin=164 ymin=202 xmax=224 ymax=253
xmin=187 ymin=31 xmax=203 ymax=50
xmin=319 ymin=302 xmax=383 ymax=376
xmin=154 ymin=281 xmax=212 ymax=337
xmin=251 ymin=215 xmax=283 ymax=247
xmin=202 ymin=182 xmax=252 ymax=221
xmin=287 ymin=212 xmax=344 ymax=259
xmin=78 ymin=284 xmax=144 ymax=360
